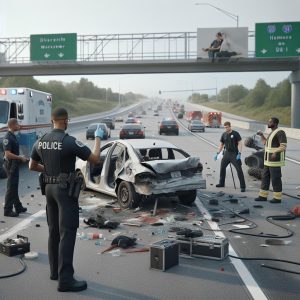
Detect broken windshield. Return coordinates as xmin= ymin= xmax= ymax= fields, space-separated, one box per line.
xmin=0 ymin=101 xmax=9 ymax=124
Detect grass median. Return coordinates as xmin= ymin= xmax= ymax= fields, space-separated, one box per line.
xmin=198 ymin=101 xmax=291 ymax=126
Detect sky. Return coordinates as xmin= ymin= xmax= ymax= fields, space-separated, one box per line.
xmin=1 ymin=0 xmax=300 ymax=99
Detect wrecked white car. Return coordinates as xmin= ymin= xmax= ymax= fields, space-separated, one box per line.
xmin=76 ymin=139 xmax=206 ymax=209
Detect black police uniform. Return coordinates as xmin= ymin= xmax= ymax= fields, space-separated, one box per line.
xmin=218 ymin=130 xmax=246 ymax=189
xmin=31 ymin=129 xmax=91 ymax=283
xmin=3 ymin=131 xmax=24 ymax=214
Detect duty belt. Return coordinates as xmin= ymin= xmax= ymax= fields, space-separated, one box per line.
xmin=43 ymin=173 xmax=71 ymax=184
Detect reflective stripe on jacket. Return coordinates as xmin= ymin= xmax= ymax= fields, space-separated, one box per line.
xmin=264 ymin=128 xmax=285 ymax=167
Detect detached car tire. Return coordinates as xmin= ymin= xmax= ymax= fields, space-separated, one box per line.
xmin=248 ymin=167 xmax=263 ymax=180
xmin=177 ymin=190 xmax=197 ymax=205
xmin=117 ymin=181 xmax=140 ymax=209
xmin=245 ymin=154 xmax=264 ymax=169
xmin=244 ymin=137 xmax=255 ymax=148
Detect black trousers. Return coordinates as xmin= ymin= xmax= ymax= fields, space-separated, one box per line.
xmin=219 ymin=151 xmax=246 ymax=189
xmin=260 ymin=166 xmax=282 ymax=192
xmin=45 ymin=184 xmax=79 ymax=283
xmin=4 ymin=160 xmax=22 ymax=212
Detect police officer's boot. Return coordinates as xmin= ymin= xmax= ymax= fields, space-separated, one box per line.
xmin=58 ymin=279 xmax=87 ymax=292
xmin=4 ymin=210 xmax=19 ymax=217
xmin=15 ymin=206 xmax=27 ymax=214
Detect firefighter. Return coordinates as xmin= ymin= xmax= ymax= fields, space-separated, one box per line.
xmin=3 ymin=118 xmax=28 ymax=217
xmin=255 ymin=117 xmax=287 ymax=203
xmin=214 ymin=121 xmax=246 ymax=192
xmin=29 ymin=107 xmax=103 ymax=292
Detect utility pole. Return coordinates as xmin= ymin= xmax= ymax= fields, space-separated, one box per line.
xmin=227 ymin=86 xmax=230 ymax=104
xmin=105 ymin=88 xmax=108 ymax=104
xmin=118 ymin=81 xmax=121 ymax=106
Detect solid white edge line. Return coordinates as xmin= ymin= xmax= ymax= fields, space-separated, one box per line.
xmin=286 ymin=157 xmax=300 ymax=165
xmin=0 ymin=210 xmax=46 ymax=242
xmin=195 ymin=198 xmax=267 ymax=300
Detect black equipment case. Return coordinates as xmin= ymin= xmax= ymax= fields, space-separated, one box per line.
xmin=177 ymin=235 xmax=228 ymax=260
xmin=0 ymin=235 xmax=30 ymax=257
xmin=150 ymin=239 xmax=179 ymax=271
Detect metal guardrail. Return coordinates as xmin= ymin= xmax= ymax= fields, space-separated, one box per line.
xmin=0 ymin=31 xmax=255 ymax=64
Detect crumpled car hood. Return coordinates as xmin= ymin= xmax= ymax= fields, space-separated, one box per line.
xmin=141 ymin=157 xmax=200 ymax=174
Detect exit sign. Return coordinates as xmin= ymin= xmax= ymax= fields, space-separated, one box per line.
xmin=255 ymin=22 xmax=300 ymax=58
xmin=30 ymin=33 xmax=77 ymax=61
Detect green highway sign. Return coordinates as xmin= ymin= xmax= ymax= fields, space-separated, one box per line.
xmin=30 ymin=33 xmax=77 ymax=61
xmin=255 ymin=22 xmax=300 ymax=58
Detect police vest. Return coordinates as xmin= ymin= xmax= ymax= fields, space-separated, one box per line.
xmin=264 ymin=128 xmax=285 ymax=167
xmin=38 ymin=131 xmax=67 ymax=176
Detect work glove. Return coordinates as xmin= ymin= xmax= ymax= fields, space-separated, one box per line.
xmin=236 ymin=152 xmax=241 ymax=161
xmin=214 ymin=153 xmax=219 ymax=161
xmin=94 ymin=128 xmax=104 ymax=139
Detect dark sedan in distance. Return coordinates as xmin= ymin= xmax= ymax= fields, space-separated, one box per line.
xmin=159 ymin=119 xmax=179 ymax=135
xmin=100 ymin=117 xmax=115 ymax=129
xmin=119 ymin=124 xmax=145 ymax=139
xmin=86 ymin=123 xmax=111 ymax=140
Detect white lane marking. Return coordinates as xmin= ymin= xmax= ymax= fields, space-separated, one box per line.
xmin=195 ymin=198 xmax=268 ymax=300
xmin=0 ymin=210 xmax=46 ymax=242
xmin=286 ymin=157 xmax=300 ymax=165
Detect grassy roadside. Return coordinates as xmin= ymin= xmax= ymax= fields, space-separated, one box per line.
xmin=54 ymin=98 xmax=139 ymax=117
xmin=196 ymin=101 xmax=291 ymax=126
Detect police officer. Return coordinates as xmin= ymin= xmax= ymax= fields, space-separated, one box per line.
xmin=255 ymin=117 xmax=287 ymax=203
xmin=3 ymin=118 xmax=28 ymax=217
xmin=29 ymin=107 xmax=103 ymax=292
xmin=214 ymin=121 xmax=246 ymax=192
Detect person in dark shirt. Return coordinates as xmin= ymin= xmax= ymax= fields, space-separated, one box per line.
xmin=202 ymin=32 xmax=223 ymax=59
xmin=3 ymin=118 xmax=28 ymax=217
xmin=214 ymin=121 xmax=246 ymax=192
xmin=29 ymin=107 xmax=103 ymax=292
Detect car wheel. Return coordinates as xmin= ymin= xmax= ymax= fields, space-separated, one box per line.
xmin=76 ymin=170 xmax=87 ymax=191
xmin=117 ymin=181 xmax=140 ymax=209
xmin=177 ymin=190 xmax=197 ymax=204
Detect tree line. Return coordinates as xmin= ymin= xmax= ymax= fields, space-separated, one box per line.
xmin=188 ymin=78 xmax=291 ymax=109
xmin=0 ymin=76 xmax=145 ymax=109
